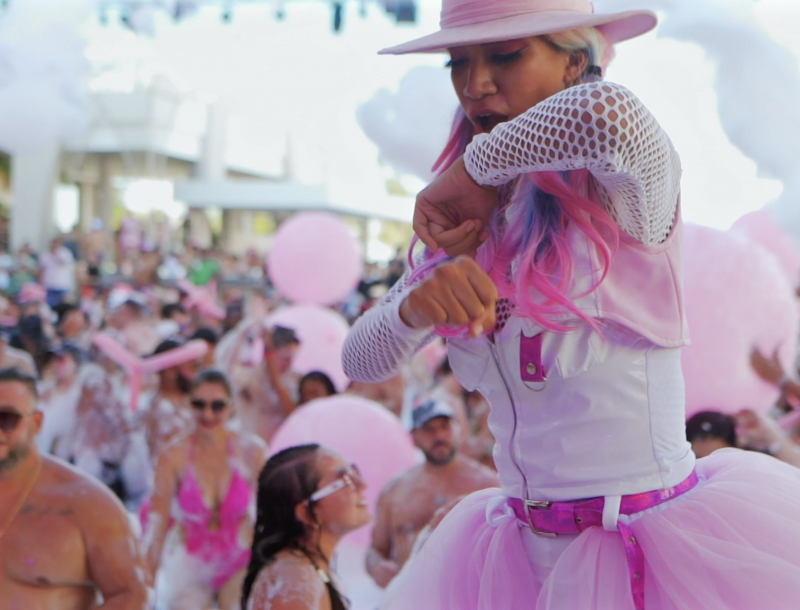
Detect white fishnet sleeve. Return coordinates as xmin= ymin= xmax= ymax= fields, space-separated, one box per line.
xmin=464 ymin=82 xmax=681 ymax=245
xmin=343 ymin=260 xmax=435 ymax=384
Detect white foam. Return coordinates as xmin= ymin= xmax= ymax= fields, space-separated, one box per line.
xmin=0 ymin=0 xmax=93 ymax=154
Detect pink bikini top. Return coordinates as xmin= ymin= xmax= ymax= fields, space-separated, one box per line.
xmin=176 ymin=442 xmax=252 ymax=560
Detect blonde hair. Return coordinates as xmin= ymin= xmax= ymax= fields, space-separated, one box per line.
xmin=545 ymin=27 xmax=615 ymax=84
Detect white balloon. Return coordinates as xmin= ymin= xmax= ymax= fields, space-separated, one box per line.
xmin=357 ymin=65 xmax=458 ymax=182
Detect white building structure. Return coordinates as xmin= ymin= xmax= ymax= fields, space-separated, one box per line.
xmin=9 ymin=73 xmax=412 ymax=253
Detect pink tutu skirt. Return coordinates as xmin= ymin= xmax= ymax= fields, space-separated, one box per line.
xmin=382 ymin=449 xmax=800 ymax=609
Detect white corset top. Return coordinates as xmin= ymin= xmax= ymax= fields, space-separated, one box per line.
xmin=447 ymin=316 xmax=696 ymax=501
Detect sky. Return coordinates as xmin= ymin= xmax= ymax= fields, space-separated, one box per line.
xmin=5 ymin=0 xmax=800 ymax=232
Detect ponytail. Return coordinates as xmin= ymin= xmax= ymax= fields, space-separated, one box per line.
xmin=241 ymin=445 xmax=350 ymax=609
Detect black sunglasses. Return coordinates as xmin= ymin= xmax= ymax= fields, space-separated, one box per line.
xmin=190 ymin=399 xmax=228 ymax=413
xmin=0 ymin=411 xmax=25 ymax=433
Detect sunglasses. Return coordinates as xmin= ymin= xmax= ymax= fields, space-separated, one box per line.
xmin=190 ymin=399 xmax=228 ymax=413
xmin=0 ymin=410 xmax=26 ymax=433
xmin=308 ymin=464 xmax=363 ymax=503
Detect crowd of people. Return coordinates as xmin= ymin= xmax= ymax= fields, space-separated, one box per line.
xmin=0 ymin=214 xmax=408 ymax=326
xmin=3 ymin=205 xmax=800 ymax=610
xmin=0 ymin=208 xmax=504 ymax=609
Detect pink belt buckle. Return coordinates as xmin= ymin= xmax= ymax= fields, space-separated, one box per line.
xmin=523 ymin=499 xmax=558 ymax=537
xmin=510 ymin=470 xmax=700 ymax=610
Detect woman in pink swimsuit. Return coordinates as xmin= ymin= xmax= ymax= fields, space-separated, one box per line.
xmin=145 ymin=369 xmax=268 ymax=610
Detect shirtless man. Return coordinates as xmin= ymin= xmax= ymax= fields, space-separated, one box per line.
xmin=0 ymin=367 xmax=149 ymax=610
xmin=366 ymin=399 xmax=498 ymax=588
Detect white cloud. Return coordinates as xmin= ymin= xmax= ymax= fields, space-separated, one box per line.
xmin=596 ymin=0 xmax=799 ymax=232
xmin=357 ymin=65 xmax=457 ymax=182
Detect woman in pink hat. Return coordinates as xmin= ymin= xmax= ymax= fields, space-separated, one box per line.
xmin=344 ymin=1 xmax=800 ymax=608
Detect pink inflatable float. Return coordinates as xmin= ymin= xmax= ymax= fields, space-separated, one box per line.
xmin=267 ymin=212 xmax=363 ymax=306
xmin=730 ymin=208 xmax=800 ymax=287
xmin=682 ymin=224 xmax=797 ymax=418
xmin=267 ymin=304 xmax=351 ymax=392
xmin=93 ymin=332 xmax=208 ymax=411
xmin=270 ymin=395 xmax=419 ymax=545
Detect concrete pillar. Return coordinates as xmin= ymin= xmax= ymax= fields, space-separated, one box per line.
xmin=95 ymin=153 xmax=112 ymax=230
xmin=187 ymin=208 xmax=213 ymax=249
xmin=195 ymin=100 xmax=229 ymax=248
xmin=79 ymin=181 xmax=96 ymax=233
xmin=221 ymin=209 xmax=235 ymax=251
xmin=10 ymin=144 xmax=60 ymax=251
xmin=197 ymin=100 xmax=228 ymax=181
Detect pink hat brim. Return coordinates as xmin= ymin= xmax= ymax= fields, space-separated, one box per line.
xmin=380 ymin=10 xmax=657 ymax=55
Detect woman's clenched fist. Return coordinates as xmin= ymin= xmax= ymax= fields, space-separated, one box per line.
xmin=399 ymin=257 xmax=498 ymax=338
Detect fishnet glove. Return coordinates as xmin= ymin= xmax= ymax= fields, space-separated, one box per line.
xmin=464 ymin=82 xmax=681 ymax=245
xmin=343 ymin=259 xmax=435 ymax=383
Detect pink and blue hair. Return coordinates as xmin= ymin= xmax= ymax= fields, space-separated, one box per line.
xmin=408 ymin=27 xmax=620 ymax=336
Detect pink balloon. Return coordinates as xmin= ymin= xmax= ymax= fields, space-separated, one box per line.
xmin=93 ymin=332 xmax=145 ymax=412
xmin=267 ymin=212 xmax=363 ymax=305
xmin=93 ymin=333 xmax=208 ymax=411
xmin=138 ymin=340 xmax=208 ymax=375
xmin=682 ymin=224 xmax=798 ymax=418
xmin=18 ymin=283 xmax=46 ymax=304
xmin=730 ymin=209 xmax=800 ymax=286
xmin=268 ymin=305 xmax=351 ymax=391
xmin=270 ymin=395 xmax=419 ymax=546
xmin=93 ymin=332 xmax=140 ymax=372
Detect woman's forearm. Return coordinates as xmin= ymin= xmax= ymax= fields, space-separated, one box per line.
xmin=265 ymin=355 xmax=296 ymax=415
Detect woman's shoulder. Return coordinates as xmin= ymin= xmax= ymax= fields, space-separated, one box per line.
xmin=156 ymin=435 xmax=191 ymax=471
xmin=249 ymin=552 xmax=328 ymax=609
xmin=231 ymin=428 xmax=268 ymax=451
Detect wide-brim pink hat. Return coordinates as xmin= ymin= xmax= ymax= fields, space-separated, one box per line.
xmin=380 ymin=0 xmax=656 ymax=55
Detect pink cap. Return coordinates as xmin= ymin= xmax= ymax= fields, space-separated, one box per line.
xmin=18 ymin=283 xmax=46 ymax=305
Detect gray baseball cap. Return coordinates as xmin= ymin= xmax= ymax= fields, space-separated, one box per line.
xmin=411 ymin=399 xmax=455 ymax=432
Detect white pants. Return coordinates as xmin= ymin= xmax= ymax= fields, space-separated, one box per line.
xmin=520 ymin=527 xmax=577 ymax=589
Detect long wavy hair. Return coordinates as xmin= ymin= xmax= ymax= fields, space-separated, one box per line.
xmin=410 ymin=27 xmax=620 ymax=335
xmin=241 ymin=445 xmax=348 ymax=610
